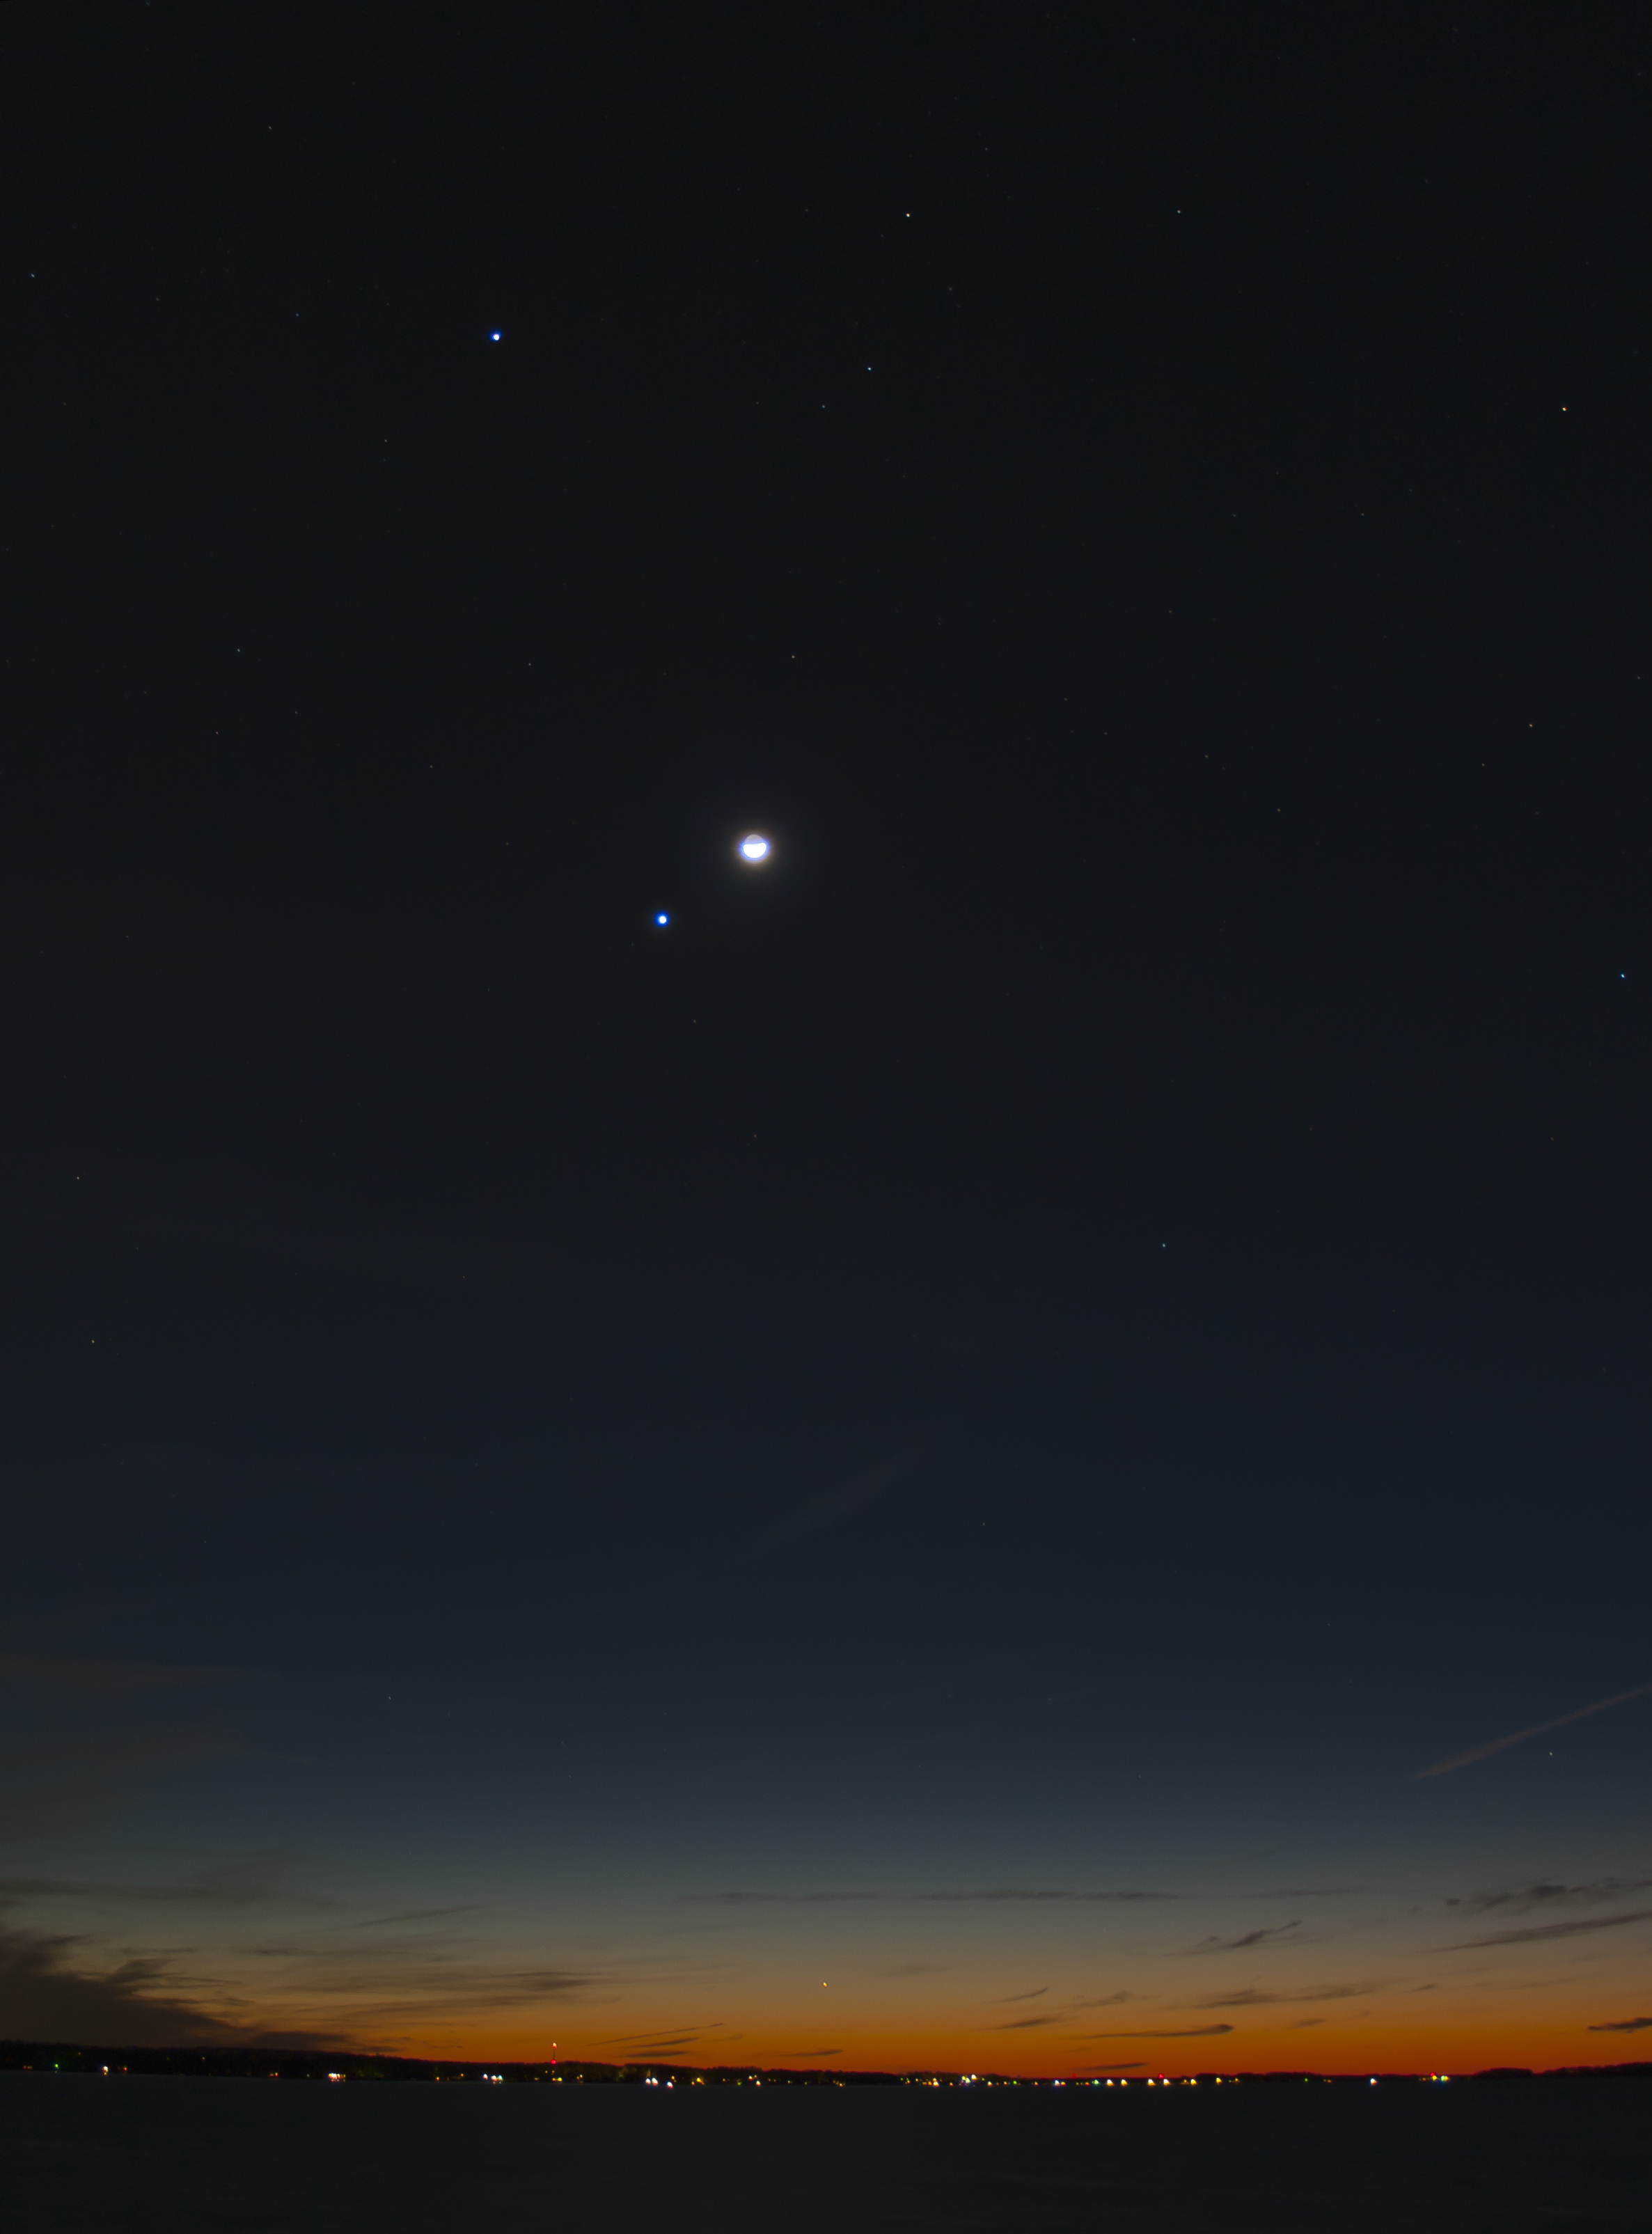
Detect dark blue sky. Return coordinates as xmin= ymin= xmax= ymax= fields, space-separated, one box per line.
xmin=0 ymin=1 xmax=1648 ymax=2071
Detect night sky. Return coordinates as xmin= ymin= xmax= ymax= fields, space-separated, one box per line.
xmin=1 ymin=3 xmax=1649 ymax=2076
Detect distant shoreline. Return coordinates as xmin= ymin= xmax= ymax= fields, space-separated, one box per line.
xmin=4 ymin=2042 xmax=1651 ymax=2089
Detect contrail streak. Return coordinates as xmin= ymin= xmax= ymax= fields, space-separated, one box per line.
xmin=1416 ymin=1683 xmax=1652 ymax=1779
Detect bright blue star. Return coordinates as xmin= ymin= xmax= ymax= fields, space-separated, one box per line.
xmin=655 ymin=912 xmax=669 ymax=927
xmin=489 ymin=330 xmax=502 ymax=342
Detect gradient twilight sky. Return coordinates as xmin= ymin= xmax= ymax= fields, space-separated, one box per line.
xmin=1 ymin=3 xmax=1650 ymax=2077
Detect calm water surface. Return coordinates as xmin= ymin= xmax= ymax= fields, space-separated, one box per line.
xmin=3 ymin=2072 xmax=1649 ymax=2231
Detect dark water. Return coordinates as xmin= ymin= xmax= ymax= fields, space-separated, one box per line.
xmin=3 ymin=2074 xmax=1650 ymax=2231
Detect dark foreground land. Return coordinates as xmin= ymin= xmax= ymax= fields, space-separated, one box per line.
xmin=4 ymin=2067 xmax=1651 ymax=2232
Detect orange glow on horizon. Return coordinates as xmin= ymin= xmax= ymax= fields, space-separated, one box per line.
xmin=307 ymin=2006 xmax=1648 ymax=2081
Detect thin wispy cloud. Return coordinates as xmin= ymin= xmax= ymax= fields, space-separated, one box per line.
xmin=993 ymin=1985 xmax=1049 ymax=2003
xmin=1080 ymin=2024 xmax=1235 ymax=2039
xmin=1174 ymin=1921 xmax=1300 ymax=1956
xmin=343 ymin=1906 xmax=489 ymax=1930
xmin=1417 ymin=1683 xmax=1652 ymax=1779
xmin=0 ymin=1858 xmax=341 ymax=1912
xmin=990 ymin=2015 xmax=1057 ymax=2029
xmin=347 ymin=1967 xmax=602 ymax=2009
xmin=1440 ymin=1909 xmax=1652 ymax=1949
xmin=1449 ymin=1878 xmax=1652 ymax=1917
xmin=1194 ymin=1983 xmax=1379 ymax=2008
xmin=287 ymin=1965 xmax=611 ymax=2030
xmin=654 ymin=1440 xmax=936 ymax=1611
xmin=686 ymin=1882 xmax=1362 ymax=1911
xmin=761 ymin=1438 xmax=932 ymax=1548
xmin=918 ymin=1888 xmax=1172 ymax=1905
xmin=683 ymin=1891 xmax=880 ymax=1905
xmin=682 ymin=1887 xmax=1176 ymax=1905
xmin=598 ymin=2024 xmax=725 ymax=2047
xmin=1589 ymin=2017 xmax=1652 ymax=2033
